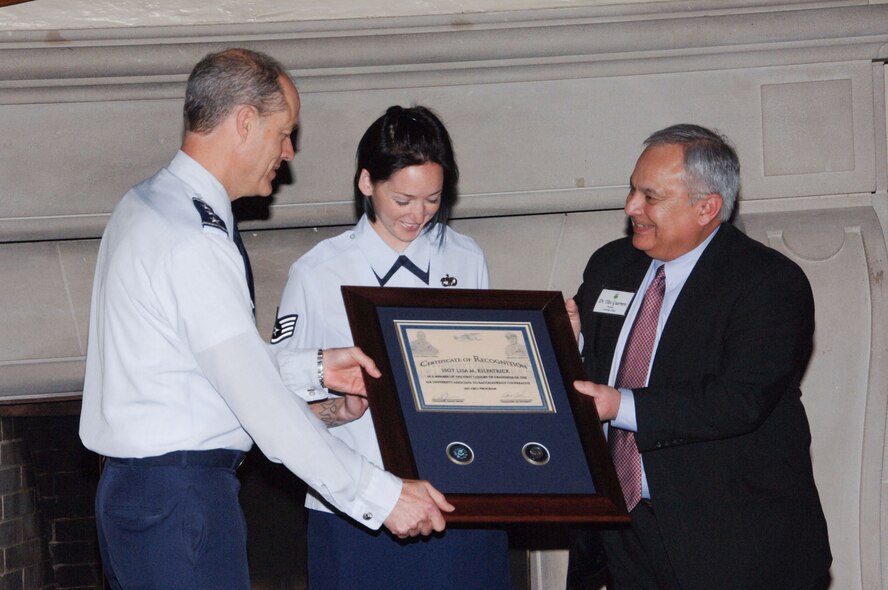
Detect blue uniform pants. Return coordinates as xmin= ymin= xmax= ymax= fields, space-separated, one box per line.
xmin=95 ymin=450 xmax=248 ymax=590
xmin=307 ymin=509 xmax=512 ymax=590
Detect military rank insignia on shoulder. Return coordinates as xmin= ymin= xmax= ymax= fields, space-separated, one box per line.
xmin=271 ymin=313 xmax=298 ymax=344
xmin=192 ymin=198 xmax=228 ymax=233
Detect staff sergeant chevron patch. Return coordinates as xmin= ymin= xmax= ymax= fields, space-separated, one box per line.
xmin=271 ymin=314 xmax=298 ymax=344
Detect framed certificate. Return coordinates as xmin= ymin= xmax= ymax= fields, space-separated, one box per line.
xmin=342 ymin=286 xmax=629 ymax=524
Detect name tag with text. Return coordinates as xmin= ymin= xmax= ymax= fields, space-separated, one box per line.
xmin=593 ymin=289 xmax=635 ymax=316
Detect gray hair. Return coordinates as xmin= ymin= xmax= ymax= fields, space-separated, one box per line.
xmin=184 ymin=48 xmax=289 ymax=134
xmin=644 ymin=124 xmax=740 ymax=222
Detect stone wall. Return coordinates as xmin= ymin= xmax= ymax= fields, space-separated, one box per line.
xmin=1 ymin=2 xmax=887 ymax=588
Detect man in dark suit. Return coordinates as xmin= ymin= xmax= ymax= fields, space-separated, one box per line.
xmin=570 ymin=124 xmax=831 ymax=589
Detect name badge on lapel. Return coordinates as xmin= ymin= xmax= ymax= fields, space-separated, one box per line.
xmin=593 ymin=289 xmax=635 ymax=316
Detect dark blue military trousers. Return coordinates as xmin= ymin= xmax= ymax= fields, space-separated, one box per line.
xmin=95 ymin=450 xmax=248 ymax=590
xmin=307 ymin=509 xmax=512 ymax=590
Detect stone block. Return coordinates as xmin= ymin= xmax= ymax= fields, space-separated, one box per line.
xmin=0 ymin=571 xmax=23 ymax=590
xmin=5 ymin=538 xmax=43 ymax=571
xmin=53 ymin=563 xmax=100 ymax=588
xmin=1 ymin=491 xmax=35 ymax=522
xmin=0 ymin=444 xmax=26 ymax=470
xmin=51 ymin=518 xmax=95 ymax=544
xmin=0 ymin=470 xmax=21 ymax=497
xmin=0 ymin=521 xmax=22 ymax=547
xmin=48 ymin=540 xmax=97 ymax=566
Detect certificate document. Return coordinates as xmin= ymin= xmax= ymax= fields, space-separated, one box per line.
xmin=342 ymin=286 xmax=629 ymax=522
xmin=394 ymin=321 xmax=556 ymax=413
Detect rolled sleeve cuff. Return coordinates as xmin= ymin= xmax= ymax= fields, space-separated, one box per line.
xmin=275 ymin=346 xmax=330 ymax=402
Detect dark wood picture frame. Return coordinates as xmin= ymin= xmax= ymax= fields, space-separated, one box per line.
xmin=342 ymin=286 xmax=629 ymax=524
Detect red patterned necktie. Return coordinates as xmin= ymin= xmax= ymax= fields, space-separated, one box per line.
xmin=610 ymin=265 xmax=666 ymax=511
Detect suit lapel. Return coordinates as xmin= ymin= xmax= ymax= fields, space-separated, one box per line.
xmin=650 ymin=224 xmax=736 ymax=381
xmin=589 ymin=248 xmax=651 ymax=382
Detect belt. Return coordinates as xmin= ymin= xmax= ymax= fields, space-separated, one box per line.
xmin=106 ymin=449 xmax=245 ymax=470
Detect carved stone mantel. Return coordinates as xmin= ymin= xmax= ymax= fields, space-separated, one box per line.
xmin=1 ymin=2 xmax=886 ymax=241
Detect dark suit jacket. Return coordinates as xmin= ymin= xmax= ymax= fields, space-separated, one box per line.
xmin=575 ymin=223 xmax=831 ymax=589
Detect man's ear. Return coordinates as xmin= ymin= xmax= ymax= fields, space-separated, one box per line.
xmin=234 ymin=105 xmax=258 ymax=143
xmin=357 ymin=169 xmax=374 ymax=198
xmin=697 ymin=193 xmax=723 ymax=225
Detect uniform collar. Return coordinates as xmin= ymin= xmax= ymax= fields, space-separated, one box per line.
xmin=167 ymin=150 xmax=235 ymax=238
xmin=354 ymin=214 xmax=437 ymax=281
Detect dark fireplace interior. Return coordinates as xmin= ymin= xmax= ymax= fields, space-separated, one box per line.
xmin=1 ymin=410 xmax=99 ymax=589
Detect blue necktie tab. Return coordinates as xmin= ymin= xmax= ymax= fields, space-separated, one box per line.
xmin=374 ymin=255 xmax=430 ymax=286
xmin=232 ymin=223 xmax=256 ymax=309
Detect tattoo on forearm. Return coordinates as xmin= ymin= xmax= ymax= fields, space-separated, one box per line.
xmin=314 ymin=399 xmax=344 ymax=428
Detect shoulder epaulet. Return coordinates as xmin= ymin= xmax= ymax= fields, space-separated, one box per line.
xmin=192 ymin=198 xmax=228 ymax=233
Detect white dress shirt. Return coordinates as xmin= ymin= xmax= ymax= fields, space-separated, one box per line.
xmin=80 ymin=151 xmax=401 ymax=529
xmin=272 ymin=214 xmax=489 ymax=513
xmin=609 ymin=227 xmax=719 ymax=499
